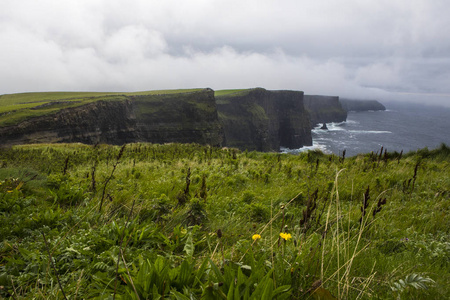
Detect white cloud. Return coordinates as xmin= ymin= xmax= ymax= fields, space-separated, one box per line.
xmin=0 ymin=0 xmax=449 ymax=106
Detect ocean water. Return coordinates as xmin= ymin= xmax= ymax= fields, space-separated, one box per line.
xmin=284 ymin=102 xmax=450 ymax=156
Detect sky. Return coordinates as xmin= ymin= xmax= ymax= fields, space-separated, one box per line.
xmin=1 ymin=0 xmax=450 ymax=107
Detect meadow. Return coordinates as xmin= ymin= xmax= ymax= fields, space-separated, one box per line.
xmin=0 ymin=143 xmax=448 ymax=299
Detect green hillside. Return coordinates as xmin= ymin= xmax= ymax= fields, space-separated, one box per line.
xmin=0 ymin=89 xmax=202 ymax=127
xmin=214 ymin=89 xmax=250 ymax=97
xmin=0 ymin=143 xmax=449 ymax=299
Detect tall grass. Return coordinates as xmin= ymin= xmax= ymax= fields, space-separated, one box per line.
xmin=0 ymin=143 xmax=448 ymax=299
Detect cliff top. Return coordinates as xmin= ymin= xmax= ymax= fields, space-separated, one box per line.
xmin=214 ymin=89 xmax=252 ymax=97
xmin=0 ymin=89 xmax=204 ymax=127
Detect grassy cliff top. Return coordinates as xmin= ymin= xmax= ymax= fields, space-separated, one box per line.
xmin=0 ymin=89 xmax=204 ymax=127
xmin=0 ymin=89 xmax=203 ymax=109
xmin=214 ymin=89 xmax=252 ymax=97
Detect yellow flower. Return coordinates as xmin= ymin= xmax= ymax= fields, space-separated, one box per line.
xmin=252 ymin=234 xmax=261 ymax=241
xmin=279 ymin=232 xmax=292 ymax=241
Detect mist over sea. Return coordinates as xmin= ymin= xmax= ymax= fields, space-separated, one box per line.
xmin=285 ymin=102 xmax=450 ymax=156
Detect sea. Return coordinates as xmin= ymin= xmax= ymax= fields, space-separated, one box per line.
xmin=284 ymin=102 xmax=450 ymax=157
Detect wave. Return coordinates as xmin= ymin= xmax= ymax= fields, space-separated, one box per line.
xmin=281 ymin=140 xmax=331 ymax=154
xmin=348 ymin=130 xmax=392 ymax=134
xmin=313 ymin=122 xmax=347 ymax=133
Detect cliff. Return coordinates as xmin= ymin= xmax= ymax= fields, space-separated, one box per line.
xmin=340 ymin=98 xmax=386 ymax=112
xmin=0 ymin=88 xmax=316 ymax=152
xmin=132 ymin=89 xmax=223 ymax=146
xmin=216 ymin=88 xmax=312 ymax=151
xmin=0 ymin=89 xmax=224 ymax=147
xmin=303 ymin=95 xmax=347 ymax=127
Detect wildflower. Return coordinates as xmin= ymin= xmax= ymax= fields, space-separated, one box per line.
xmin=279 ymin=232 xmax=292 ymax=241
xmin=252 ymin=234 xmax=261 ymax=241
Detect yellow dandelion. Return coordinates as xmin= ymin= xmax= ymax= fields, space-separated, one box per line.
xmin=252 ymin=234 xmax=261 ymax=241
xmin=279 ymin=232 xmax=292 ymax=241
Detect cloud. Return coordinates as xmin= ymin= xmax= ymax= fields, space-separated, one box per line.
xmin=0 ymin=0 xmax=449 ymax=106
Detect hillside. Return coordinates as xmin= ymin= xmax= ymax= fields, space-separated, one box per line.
xmin=0 ymin=143 xmax=448 ymax=299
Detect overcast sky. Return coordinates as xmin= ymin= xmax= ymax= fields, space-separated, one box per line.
xmin=1 ymin=0 xmax=450 ymax=106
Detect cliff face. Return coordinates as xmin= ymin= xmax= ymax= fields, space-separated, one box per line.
xmin=132 ymin=89 xmax=223 ymax=146
xmin=0 ymin=88 xmax=315 ymax=152
xmin=303 ymin=95 xmax=347 ymax=127
xmin=216 ymin=88 xmax=312 ymax=151
xmin=0 ymin=89 xmax=224 ymax=147
xmin=339 ymin=99 xmax=386 ymax=112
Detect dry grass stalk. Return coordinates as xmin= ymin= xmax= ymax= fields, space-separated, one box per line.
xmin=99 ymin=144 xmax=126 ymax=212
xmin=359 ymin=186 xmax=370 ymax=224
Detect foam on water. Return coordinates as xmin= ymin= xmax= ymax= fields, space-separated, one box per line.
xmin=281 ymin=139 xmax=330 ymax=154
xmin=286 ymin=103 xmax=450 ymax=156
xmin=348 ymin=130 xmax=392 ymax=134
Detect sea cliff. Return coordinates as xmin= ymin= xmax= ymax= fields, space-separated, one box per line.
xmin=216 ymin=88 xmax=312 ymax=151
xmin=0 ymin=89 xmax=224 ymax=147
xmin=340 ymin=98 xmax=386 ymax=112
xmin=303 ymin=95 xmax=347 ymax=127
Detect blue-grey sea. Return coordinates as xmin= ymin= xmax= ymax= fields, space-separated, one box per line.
xmin=285 ymin=102 xmax=450 ymax=156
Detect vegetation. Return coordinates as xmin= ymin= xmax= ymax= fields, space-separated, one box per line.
xmin=0 ymin=143 xmax=449 ymax=299
xmin=214 ymin=89 xmax=250 ymax=97
xmin=0 ymin=89 xmax=203 ymax=127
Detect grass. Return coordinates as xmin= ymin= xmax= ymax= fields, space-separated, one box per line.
xmin=0 ymin=143 xmax=448 ymax=299
xmin=214 ymin=89 xmax=251 ymax=97
xmin=0 ymin=89 xmax=204 ymax=127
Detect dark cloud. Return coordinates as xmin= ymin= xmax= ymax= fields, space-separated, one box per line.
xmin=1 ymin=0 xmax=449 ymax=106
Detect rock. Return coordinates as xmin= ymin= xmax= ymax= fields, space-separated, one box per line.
xmin=320 ymin=123 xmax=328 ymax=130
xmin=0 ymin=89 xmax=225 ymax=147
xmin=339 ymin=99 xmax=386 ymax=112
xmin=216 ymin=88 xmax=312 ymax=151
xmin=303 ymin=95 xmax=347 ymax=128
xmin=0 ymin=88 xmax=314 ymax=152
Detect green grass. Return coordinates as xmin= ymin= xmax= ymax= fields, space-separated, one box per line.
xmin=0 ymin=89 xmax=203 ymax=107
xmin=214 ymin=89 xmax=250 ymax=97
xmin=0 ymin=143 xmax=449 ymax=299
xmin=0 ymin=89 xmax=204 ymax=127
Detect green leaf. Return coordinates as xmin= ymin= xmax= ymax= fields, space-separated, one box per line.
xmin=170 ymin=290 xmax=190 ymax=300
xmin=272 ymin=285 xmax=291 ymax=298
xmin=208 ymin=258 xmax=225 ymax=283
xmin=227 ymin=278 xmax=235 ymax=300
xmin=178 ymin=259 xmax=193 ymax=287
xmin=152 ymin=284 xmax=161 ymax=299
xmin=183 ymin=232 xmax=194 ymax=257
xmin=261 ymin=277 xmax=273 ymax=300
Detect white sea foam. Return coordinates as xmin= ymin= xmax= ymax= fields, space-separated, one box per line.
xmin=281 ymin=140 xmax=331 ymax=154
xmin=313 ymin=122 xmax=347 ymax=133
xmin=348 ymin=130 xmax=392 ymax=134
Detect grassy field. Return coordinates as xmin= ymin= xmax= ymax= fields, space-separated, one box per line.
xmin=0 ymin=89 xmax=203 ymax=127
xmin=214 ymin=89 xmax=250 ymax=97
xmin=0 ymin=143 xmax=449 ymax=299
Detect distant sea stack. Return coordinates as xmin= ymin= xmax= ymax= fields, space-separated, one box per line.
xmin=340 ymin=98 xmax=386 ymax=112
xmin=216 ymin=88 xmax=312 ymax=151
xmin=0 ymin=89 xmax=225 ymax=147
xmin=303 ymin=95 xmax=347 ymax=128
